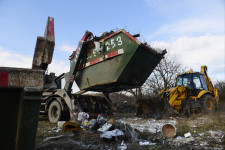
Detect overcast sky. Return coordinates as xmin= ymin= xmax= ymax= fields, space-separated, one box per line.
xmin=0 ymin=0 xmax=224 ymax=91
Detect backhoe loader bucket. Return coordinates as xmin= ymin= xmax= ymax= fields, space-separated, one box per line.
xmin=162 ymin=98 xmax=175 ymax=117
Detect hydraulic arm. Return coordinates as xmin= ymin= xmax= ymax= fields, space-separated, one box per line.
xmin=64 ymin=31 xmax=92 ymax=94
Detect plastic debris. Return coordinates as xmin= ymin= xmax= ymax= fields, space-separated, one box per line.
xmin=77 ymin=112 xmax=89 ymax=121
xmin=100 ymin=129 xmax=124 ymax=139
xmin=88 ymin=119 xmax=97 ymax=129
xmin=58 ymin=121 xmax=66 ymax=128
xmin=124 ymin=124 xmax=138 ymax=141
xmin=98 ymin=123 xmax=112 ymax=132
xmin=199 ymin=133 xmax=204 ymax=136
xmin=43 ymin=135 xmax=64 ymax=142
xmin=96 ymin=115 xmax=107 ymax=125
xmin=81 ymin=120 xmax=89 ymax=128
xmin=117 ymin=141 xmax=127 ymax=150
xmin=208 ymin=131 xmax=222 ymax=136
xmin=175 ymin=136 xmax=183 ymax=140
xmin=139 ymin=140 xmax=156 ymax=146
xmin=49 ymin=127 xmax=61 ymax=133
xmin=184 ymin=132 xmax=191 ymax=138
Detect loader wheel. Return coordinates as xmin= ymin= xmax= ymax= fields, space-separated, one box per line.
xmin=201 ymin=95 xmax=216 ymax=113
xmin=48 ymin=100 xmax=62 ymax=123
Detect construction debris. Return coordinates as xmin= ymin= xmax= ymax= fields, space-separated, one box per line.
xmin=161 ymin=123 xmax=176 ymax=138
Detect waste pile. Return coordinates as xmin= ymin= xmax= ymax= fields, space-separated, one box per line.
xmin=37 ymin=114 xmax=225 ymax=150
xmin=54 ymin=112 xmax=159 ymax=149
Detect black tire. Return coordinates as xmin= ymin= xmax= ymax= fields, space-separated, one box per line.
xmin=201 ymin=95 xmax=216 ymax=113
xmin=48 ymin=100 xmax=62 ymax=123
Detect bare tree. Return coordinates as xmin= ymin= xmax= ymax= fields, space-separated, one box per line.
xmin=214 ymin=80 xmax=225 ymax=102
xmin=144 ymin=55 xmax=185 ymax=96
xmin=128 ymin=54 xmax=185 ymax=99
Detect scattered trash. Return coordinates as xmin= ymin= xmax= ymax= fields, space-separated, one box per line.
xmin=81 ymin=120 xmax=89 ymax=128
xmin=161 ymin=124 xmax=176 ymax=138
xmin=43 ymin=135 xmax=65 ymax=142
xmin=174 ymin=136 xmax=183 ymax=141
xmin=62 ymin=121 xmax=82 ymax=132
xmin=208 ymin=131 xmax=222 ymax=136
xmin=124 ymin=123 xmax=138 ymax=141
xmin=49 ymin=127 xmax=61 ymax=133
xmin=211 ymin=132 xmax=216 ymax=137
xmin=199 ymin=133 xmax=204 ymax=136
xmin=98 ymin=123 xmax=112 ymax=132
xmin=108 ymin=117 xmax=115 ymax=124
xmin=88 ymin=119 xmax=97 ymax=129
xmin=184 ymin=132 xmax=191 ymax=138
xmin=96 ymin=115 xmax=107 ymax=125
xmin=117 ymin=141 xmax=127 ymax=150
xmin=77 ymin=112 xmax=89 ymax=121
xmin=58 ymin=121 xmax=66 ymax=129
xmin=139 ymin=140 xmax=156 ymax=146
xmin=200 ymin=141 xmax=208 ymax=146
xmin=100 ymin=129 xmax=124 ymax=139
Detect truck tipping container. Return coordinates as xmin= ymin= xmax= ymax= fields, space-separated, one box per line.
xmin=74 ymin=29 xmax=166 ymax=93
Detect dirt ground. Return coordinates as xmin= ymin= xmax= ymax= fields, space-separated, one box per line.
xmin=36 ymin=110 xmax=225 ymax=150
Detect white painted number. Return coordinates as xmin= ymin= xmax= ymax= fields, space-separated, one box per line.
xmin=117 ymin=36 xmax=122 ymax=46
xmin=105 ymin=36 xmax=122 ymax=51
xmin=105 ymin=42 xmax=110 ymax=51
xmin=111 ymin=39 xmax=115 ymax=48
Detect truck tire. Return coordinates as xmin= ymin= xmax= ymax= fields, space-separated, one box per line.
xmin=201 ymin=95 xmax=216 ymax=113
xmin=48 ymin=100 xmax=62 ymax=123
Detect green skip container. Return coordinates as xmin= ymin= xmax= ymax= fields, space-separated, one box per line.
xmin=75 ymin=30 xmax=166 ymax=93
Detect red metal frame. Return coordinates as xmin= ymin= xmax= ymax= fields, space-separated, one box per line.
xmin=0 ymin=72 xmax=8 ymax=87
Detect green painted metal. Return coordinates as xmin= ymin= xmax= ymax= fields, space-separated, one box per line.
xmin=75 ymin=30 xmax=166 ymax=93
xmin=0 ymin=68 xmax=44 ymax=150
xmin=1 ymin=88 xmax=23 ymax=150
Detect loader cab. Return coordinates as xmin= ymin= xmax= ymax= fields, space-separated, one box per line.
xmin=176 ymin=72 xmax=208 ymax=91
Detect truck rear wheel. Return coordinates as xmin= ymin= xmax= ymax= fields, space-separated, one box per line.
xmin=201 ymin=95 xmax=216 ymax=113
xmin=48 ymin=100 xmax=62 ymax=123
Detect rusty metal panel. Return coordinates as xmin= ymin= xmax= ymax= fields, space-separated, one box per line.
xmin=0 ymin=67 xmax=45 ymax=89
xmin=32 ymin=16 xmax=55 ymax=70
xmin=32 ymin=37 xmax=55 ymax=69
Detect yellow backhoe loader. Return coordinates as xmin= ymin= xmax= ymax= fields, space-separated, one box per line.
xmin=159 ymin=66 xmax=219 ymax=116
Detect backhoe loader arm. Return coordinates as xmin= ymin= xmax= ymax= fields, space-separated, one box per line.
xmin=201 ymin=65 xmax=219 ymax=101
xmin=201 ymin=66 xmax=214 ymax=93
